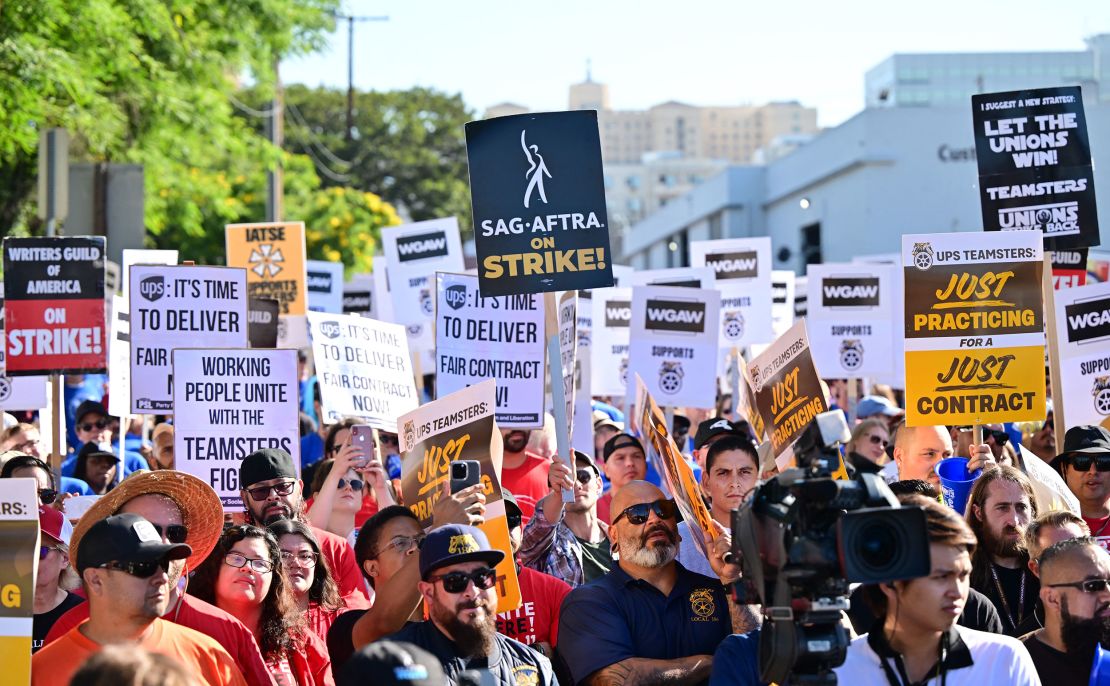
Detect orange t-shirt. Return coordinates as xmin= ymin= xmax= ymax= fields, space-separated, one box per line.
xmin=32 ymin=617 xmax=248 ymax=686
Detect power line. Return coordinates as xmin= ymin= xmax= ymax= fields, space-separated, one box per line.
xmin=286 ymin=101 xmax=354 ymax=167
xmin=227 ymin=93 xmax=274 ymax=118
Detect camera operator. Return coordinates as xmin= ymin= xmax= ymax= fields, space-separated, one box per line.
xmin=836 ymin=495 xmax=1040 ymax=685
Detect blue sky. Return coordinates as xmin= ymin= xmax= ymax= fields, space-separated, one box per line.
xmin=282 ymin=0 xmax=1105 ymax=128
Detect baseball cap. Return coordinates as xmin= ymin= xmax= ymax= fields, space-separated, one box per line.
xmin=856 ymin=395 xmax=904 ymax=419
xmin=418 ymin=524 xmax=505 ymax=580
xmin=338 ymin=641 xmax=445 ymax=686
xmin=502 ymin=489 xmax=522 ymax=521
xmin=592 ymin=410 xmax=624 ymax=432
xmin=75 ymin=400 xmax=108 ymax=425
xmin=239 ymin=448 xmax=297 ymax=488
xmin=603 ymin=433 xmax=644 ymax=462
xmin=1051 ymin=425 xmax=1110 ymax=471
xmin=78 ymin=441 xmax=120 ymax=464
xmin=693 ymin=417 xmax=747 ymax=450
xmin=75 ymin=513 xmax=191 ymax=574
xmin=573 ymin=449 xmax=602 ymax=477
xmin=39 ymin=505 xmax=70 ymax=546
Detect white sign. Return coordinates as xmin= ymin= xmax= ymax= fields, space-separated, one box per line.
xmin=122 ymin=249 xmax=178 ymax=297
xmin=590 ymin=287 xmax=632 ymax=397
xmin=0 ymin=374 xmax=47 ymax=411
xmin=129 ymin=265 xmax=249 ymax=413
xmin=691 ymin=237 xmax=774 ymax=351
xmin=172 ymin=348 xmax=299 ymax=510
xmin=771 ymin=270 xmax=796 ymax=337
xmin=572 ymin=292 xmax=594 ymax=454
xmin=435 ymin=272 xmax=545 ymax=428
xmin=306 ymin=260 xmax=344 ymax=313
xmin=556 ymin=290 xmax=578 ymax=439
xmin=853 ymin=253 xmax=905 ymax=388
xmin=625 ymin=267 xmax=716 ymax=289
xmin=307 ymin=311 xmax=419 ymax=432
xmin=610 ymin=265 xmax=635 ymax=286
xmin=1054 ymin=281 xmax=1110 ymax=425
xmin=806 ymin=263 xmax=896 ymax=379
xmin=628 ymin=285 xmax=720 ymax=408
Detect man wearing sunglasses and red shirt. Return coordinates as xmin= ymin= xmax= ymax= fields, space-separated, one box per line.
xmin=1052 ymin=426 xmax=1110 ymax=550
xmin=381 ymin=524 xmax=556 ymax=685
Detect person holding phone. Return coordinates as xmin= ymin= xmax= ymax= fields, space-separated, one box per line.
xmin=307 ymin=424 xmax=395 ymax=544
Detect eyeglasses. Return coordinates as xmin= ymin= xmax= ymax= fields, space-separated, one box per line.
xmin=1068 ymin=455 xmax=1110 ymax=473
xmin=428 ymin=567 xmax=497 ymax=594
xmin=39 ymin=545 xmax=62 ymax=560
xmin=612 ymin=498 xmax=678 ymax=526
xmin=956 ymin=426 xmax=1009 ymax=445
xmin=223 ymin=552 xmax=274 ymax=573
xmin=100 ymin=559 xmax=169 ymax=579
xmin=575 ymin=469 xmax=595 ymax=485
xmin=337 ymin=478 xmax=364 ymax=491
xmin=280 ymin=550 xmax=319 ymax=568
xmin=150 ymin=523 xmax=189 ymax=544
xmin=1047 ymin=578 xmax=1110 ymax=593
xmin=38 ymin=488 xmax=57 ymax=505
xmin=868 ymin=435 xmax=890 ymax=448
xmin=374 ymin=534 xmax=425 ymax=558
xmin=246 ymin=481 xmax=296 ymax=502
xmin=506 ymin=513 xmax=522 ymax=530
xmin=79 ymin=419 xmax=108 ymax=433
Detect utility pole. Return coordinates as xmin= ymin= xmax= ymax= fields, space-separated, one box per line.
xmin=335 ymin=12 xmax=389 ymax=141
xmin=267 ymin=59 xmax=284 ymax=221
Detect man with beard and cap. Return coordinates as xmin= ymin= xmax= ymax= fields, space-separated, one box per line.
xmin=239 ymin=447 xmax=369 ymax=603
xmin=596 ymin=434 xmax=647 ymax=524
xmin=1052 ymin=426 xmax=1110 ymax=549
xmin=1022 ymin=537 xmax=1110 ymax=685
xmin=382 ymin=524 xmax=556 ymax=685
xmin=499 ymin=428 xmax=549 ymax=526
xmin=557 ymin=481 xmax=758 ymax=686
xmin=967 ymin=466 xmax=1041 ymax=636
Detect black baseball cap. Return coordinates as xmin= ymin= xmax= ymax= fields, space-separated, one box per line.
xmin=573 ymin=450 xmax=602 ymax=477
xmin=338 ymin=641 xmax=445 ymax=686
xmin=240 ymin=448 xmax=297 ymax=488
xmin=1051 ymin=425 xmax=1110 ymax=471
xmin=693 ymin=417 xmax=749 ymax=450
xmin=78 ymin=440 xmax=119 ymax=464
xmin=75 ymin=400 xmax=108 ymax=425
xmin=419 ymin=524 xmax=505 ymax=580
xmin=502 ymin=489 xmax=522 ymax=521
xmin=602 ymin=433 xmax=644 ymax=462
xmin=76 ymin=513 xmax=191 ymax=574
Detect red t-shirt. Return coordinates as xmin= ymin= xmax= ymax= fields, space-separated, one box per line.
xmin=496 ymin=565 xmax=572 ymax=646
xmin=311 ymin=524 xmax=370 ymax=603
xmin=597 ymin=491 xmax=612 ymax=525
xmin=44 ymin=593 xmax=272 ymax=686
xmin=277 ymin=628 xmax=335 ymax=686
xmin=502 ymin=451 xmax=550 ymax=525
xmin=1083 ymin=515 xmax=1110 ymax=551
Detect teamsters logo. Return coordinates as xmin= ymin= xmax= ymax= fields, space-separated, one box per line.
xmin=689 ymin=587 xmax=716 ymax=621
xmin=1094 ymin=377 xmax=1110 ymax=416
xmin=419 ymin=289 xmax=434 ymax=316
xmin=402 ymin=420 xmax=416 ymax=452
xmin=658 ymin=361 xmax=684 ymax=395
xmin=0 ymin=376 xmax=11 ymax=402
xmin=911 ymin=242 xmax=935 ymax=271
xmin=619 ymin=357 xmax=629 ymax=387
xmin=839 ymin=339 xmax=864 ymax=371
xmin=723 ymin=311 xmax=745 ymax=340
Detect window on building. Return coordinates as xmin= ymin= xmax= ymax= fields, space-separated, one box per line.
xmin=627 ymin=175 xmax=641 ymax=190
xmin=801 ymin=222 xmax=822 ymax=267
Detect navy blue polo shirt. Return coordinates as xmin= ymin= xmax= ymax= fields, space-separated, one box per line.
xmin=557 ymin=562 xmax=732 ymax=685
xmin=709 ymin=629 xmax=764 ymax=685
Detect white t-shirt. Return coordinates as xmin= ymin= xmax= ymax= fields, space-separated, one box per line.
xmin=834 ymin=626 xmax=1041 ymax=686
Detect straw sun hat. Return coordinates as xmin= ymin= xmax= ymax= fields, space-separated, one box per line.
xmin=70 ymin=470 xmax=223 ymax=571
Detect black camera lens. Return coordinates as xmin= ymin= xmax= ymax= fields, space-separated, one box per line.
xmin=855 ymin=522 xmax=897 ymax=570
xmin=838 ymin=506 xmax=930 ymax=584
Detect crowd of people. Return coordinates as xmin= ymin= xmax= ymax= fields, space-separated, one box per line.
xmin=9 ymin=364 xmax=1110 ymax=686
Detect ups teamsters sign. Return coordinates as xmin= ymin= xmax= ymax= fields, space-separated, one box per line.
xmin=902 ymin=231 xmax=1045 ymax=427
xmin=749 ymin=319 xmax=827 ymax=461
xmin=465 ymin=110 xmax=615 ymax=296
xmin=628 ymin=285 xmax=719 ymax=408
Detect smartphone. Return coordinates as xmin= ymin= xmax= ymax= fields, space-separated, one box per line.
xmin=349 ymin=425 xmax=376 ymax=468
xmin=450 ymin=460 xmax=482 ymax=494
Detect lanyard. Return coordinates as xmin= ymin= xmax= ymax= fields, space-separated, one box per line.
xmin=878 ymin=632 xmax=949 ymax=686
xmin=989 ymin=563 xmax=1025 ymax=631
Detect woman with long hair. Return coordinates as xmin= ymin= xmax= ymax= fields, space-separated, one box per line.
xmin=267 ymin=520 xmax=344 ymax=641
xmin=189 ymin=525 xmax=334 ymax=686
xmin=844 ymin=419 xmax=890 ymax=475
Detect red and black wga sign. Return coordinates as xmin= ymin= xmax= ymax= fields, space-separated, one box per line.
xmin=3 ymin=236 xmax=107 ymax=375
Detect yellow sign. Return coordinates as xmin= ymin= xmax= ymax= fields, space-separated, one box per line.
xmin=905 ymin=346 xmax=1046 ymax=426
xmin=0 ymin=478 xmax=39 ymax=685
xmin=225 ymin=222 xmax=308 ymax=316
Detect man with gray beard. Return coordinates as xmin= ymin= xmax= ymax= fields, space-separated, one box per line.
xmin=557 ymin=481 xmax=758 ymax=686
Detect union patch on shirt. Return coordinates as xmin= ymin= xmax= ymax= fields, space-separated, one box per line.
xmin=512 ymin=664 xmax=540 ymax=686
xmin=689 ymin=587 xmax=717 ymax=622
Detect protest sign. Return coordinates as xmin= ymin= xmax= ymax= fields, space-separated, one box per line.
xmin=1053 ymin=281 xmax=1110 ymax=429
xmin=806 ymin=263 xmax=896 ymax=379
xmin=771 ymin=270 xmax=796 ymax=337
xmin=902 ymin=231 xmax=1045 ymax=426
xmin=307 ymin=311 xmax=418 ymax=432
xmin=306 ymin=260 xmax=344 ymax=313
xmin=629 ymin=285 xmax=720 ymax=408
xmin=749 ymin=320 xmax=827 ymax=463
xmin=590 ymin=287 xmax=632 ymax=397
xmin=611 ymin=265 xmax=634 ymax=286
xmin=465 ymin=110 xmax=614 ymax=296
xmin=106 ymin=295 xmax=131 ymax=418
xmin=173 ymin=348 xmax=299 ymax=510
xmin=105 ymin=261 xmax=120 ymax=295
xmin=3 ymin=236 xmax=106 ymax=375
xmin=794 ymin=276 xmax=808 ymax=320
xmin=1053 ymin=248 xmax=1089 ymax=289
xmin=248 ymin=298 xmax=279 ymax=349
xmin=636 ymin=376 xmax=717 ymax=557
xmin=398 ymin=379 xmax=521 ymax=612
xmin=129 ymin=265 xmax=249 ymax=413
xmin=225 ymin=221 xmax=308 ymax=347
xmin=626 ymin=267 xmax=715 ymax=289
xmin=343 ymin=275 xmax=375 ymax=317
xmin=122 ymin=249 xmax=178 ymax=296
xmin=571 ymin=291 xmax=594 ymax=454
xmin=0 ymin=374 xmax=47 ymax=411
xmin=691 ymin=237 xmax=774 ymax=351
xmin=435 ymin=272 xmax=545 ymax=428
xmin=972 ymin=86 xmax=1099 ymax=250
xmin=0 ymin=478 xmax=36 ymax=679
xmin=371 ymin=257 xmax=395 ymax=322
xmin=553 ymin=290 xmax=578 ymax=441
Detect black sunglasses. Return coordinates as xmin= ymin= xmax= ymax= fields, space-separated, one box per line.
xmin=100 ymin=559 xmax=169 ymax=579
xmin=1048 ymin=578 xmax=1110 ymax=593
xmin=79 ymin=419 xmax=108 ymax=433
xmin=507 ymin=513 xmax=522 ymax=530
xmin=150 ymin=523 xmax=189 ymax=544
xmin=337 ymin=478 xmax=364 ymax=491
xmin=612 ymin=499 xmax=677 ymax=526
xmin=868 ymin=435 xmax=890 ymax=448
xmin=575 ymin=469 xmax=595 ymax=485
xmin=246 ymin=481 xmax=296 ymax=502
xmin=429 ymin=567 xmax=497 ymax=594
xmin=1068 ymin=454 xmax=1110 ymax=473
xmin=38 ymin=488 xmax=57 ymax=505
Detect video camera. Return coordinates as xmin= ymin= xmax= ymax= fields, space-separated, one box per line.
xmin=730 ymin=410 xmax=931 ymax=685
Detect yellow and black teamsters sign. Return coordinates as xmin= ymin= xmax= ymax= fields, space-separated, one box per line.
xmin=0 ymin=478 xmax=38 ymax=684
xmin=749 ymin=319 xmax=827 ymax=461
xmin=902 ymin=231 xmax=1046 ymax=426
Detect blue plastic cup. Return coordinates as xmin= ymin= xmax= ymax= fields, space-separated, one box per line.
xmin=1090 ymin=642 xmax=1110 ymax=686
xmin=935 ymin=457 xmax=981 ymax=515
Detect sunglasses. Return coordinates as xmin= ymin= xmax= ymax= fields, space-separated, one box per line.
xmin=79 ymin=419 xmax=108 ymax=433
xmin=428 ymin=567 xmax=497 ymax=594
xmin=1068 ymin=455 xmax=1110 ymax=473
xmin=1047 ymin=578 xmax=1110 ymax=593
xmin=280 ymin=551 xmax=319 ymax=568
xmin=956 ymin=427 xmax=1009 ymax=445
xmin=337 ymin=478 xmax=364 ymax=491
xmin=38 ymin=488 xmax=57 ymax=505
xmin=246 ymin=481 xmax=296 ymax=502
xmin=39 ymin=545 xmax=62 ymax=560
xmin=150 ymin=523 xmax=189 ymax=544
xmin=507 ymin=513 xmax=522 ymax=530
xmin=223 ymin=552 xmax=274 ymax=573
xmin=100 ymin=559 xmax=169 ymax=579
xmin=612 ymin=498 xmax=678 ymax=526
xmin=867 ymin=435 xmax=890 ymax=448
xmin=575 ymin=469 xmax=595 ymax=485
xmin=374 ymin=534 xmax=425 ymax=558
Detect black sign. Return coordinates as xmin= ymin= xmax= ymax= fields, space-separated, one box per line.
xmin=248 ymin=298 xmax=279 ymax=349
xmin=342 ymin=290 xmax=373 ymax=316
xmin=644 ymin=299 xmax=707 ymax=334
xmin=465 ymin=110 xmax=614 ymax=296
xmin=821 ymin=277 xmax=881 ymax=307
xmin=604 ymin=300 xmax=632 ymax=328
xmin=395 ymin=231 xmax=450 ymax=263
xmin=703 ymin=251 xmax=759 ymax=280
xmin=650 ymin=278 xmax=701 ymax=288
xmin=1052 ymin=248 xmax=1089 ymax=269
xmin=972 ymin=86 xmax=1099 ymax=249
xmin=1064 ymin=295 xmax=1110 ymax=344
